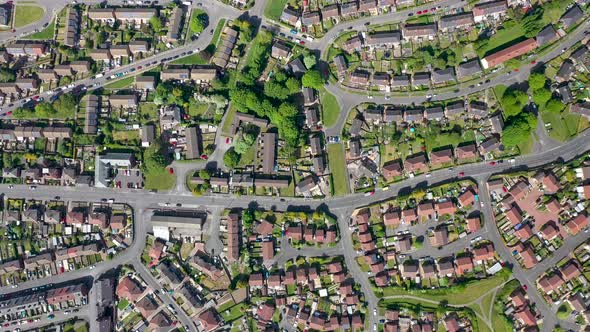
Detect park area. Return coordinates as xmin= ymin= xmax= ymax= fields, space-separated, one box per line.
xmin=14 ymin=3 xmax=44 ymax=28
xmin=327 ymin=143 xmax=349 ymax=196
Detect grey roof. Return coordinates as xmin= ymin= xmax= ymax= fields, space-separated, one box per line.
xmin=489 ymin=114 xmax=504 ymax=133
xmin=412 ymin=72 xmax=431 ymax=86
xmin=439 ymin=12 xmax=474 ymax=29
xmin=457 ymin=59 xmax=482 ymax=78
xmin=561 ymin=5 xmax=583 ymax=29
xmin=536 ymin=25 xmax=558 ymax=46
xmin=571 ymin=46 xmax=589 ymax=64
xmin=302 ymin=87 xmax=316 ymax=104
xmin=556 ymin=84 xmax=573 ymax=103
xmin=556 ymin=60 xmax=575 ymax=81
xmin=425 ymin=106 xmax=444 ymax=120
xmin=350 ymin=118 xmax=363 ymax=136
xmin=404 ymin=108 xmax=424 ymax=122
xmin=185 ymin=127 xmax=202 ymax=160
xmin=432 ymin=67 xmax=456 ymax=84
xmin=446 ymin=100 xmax=465 ymax=116
xmin=312 ymin=156 xmax=326 ymax=175
xmin=391 ymin=74 xmax=410 ymax=87
xmin=261 ymin=133 xmax=277 ymax=174
xmin=364 ymin=31 xmax=401 ymax=46
xmin=334 ymin=55 xmax=347 ymax=73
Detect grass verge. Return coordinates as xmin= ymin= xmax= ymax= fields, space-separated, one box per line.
xmin=319 ymin=87 xmax=340 ymax=127
xmin=327 ymin=143 xmax=349 ymax=196
xmin=14 ymin=4 xmax=45 ymax=28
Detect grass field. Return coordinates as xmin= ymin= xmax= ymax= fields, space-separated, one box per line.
xmin=327 ymin=143 xmax=350 ymax=196
xmin=170 ymin=52 xmax=208 ymax=65
xmin=382 ymin=271 xmax=510 ymax=305
xmin=14 ymin=4 xmax=45 ymax=28
xmin=104 ymin=76 xmax=134 ymax=89
xmin=541 ymin=109 xmax=588 ymax=142
xmin=24 ymin=19 xmax=54 ymax=39
xmin=319 ymin=87 xmax=340 ymax=127
xmin=476 ymin=22 xmax=525 ymax=57
xmin=144 ymin=168 xmax=175 ymax=190
xmin=189 ymin=9 xmax=207 ymax=35
xmin=264 ymin=0 xmax=288 ymax=20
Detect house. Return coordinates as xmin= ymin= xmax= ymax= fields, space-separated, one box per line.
xmin=570 ymin=102 xmax=590 ymax=120
xmin=412 ymin=72 xmax=431 ymax=87
xmin=89 ymin=49 xmax=112 ymax=62
xmin=455 ymin=144 xmax=478 ymax=160
xmin=391 ymin=75 xmax=410 ymax=88
xmin=458 ymin=189 xmax=476 ymax=207
xmin=37 ymin=69 xmax=59 ymax=82
xmin=333 ymin=55 xmax=347 ymax=76
xmin=402 ymin=23 xmax=438 ymax=40
xmin=364 ymin=31 xmax=401 ymax=48
xmin=457 ymin=59 xmax=482 ymax=79
xmin=473 ymin=0 xmax=507 ymax=22
xmin=536 ymin=25 xmax=558 ymax=46
xmin=560 ymin=5 xmax=583 ymax=29
xmin=454 ymin=256 xmax=474 ymax=275
xmin=191 ymin=67 xmax=217 ymax=82
xmin=322 ymin=4 xmax=340 ymax=20
xmin=85 ymin=95 xmax=99 ymax=134
xmin=404 ymin=153 xmax=427 ymax=173
xmin=166 ymin=7 xmax=184 ymax=42
xmin=445 ymin=100 xmax=465 ymax=117
xmin=161 ymin=68 xmax=190 ymax=81
xmin=312 ymin=155 xmax=326 ymax=175
xmin=349 ymin=70 xmax=370 ymax=87
xmin=382 ymin=160 xmax=402 ymax=180
xmin=116 ymin=277 xmax=144 ymax=302
xmin=473 ymin=243 xmax=495 ymax=263
xmin=260 ymin=133 xmax=277 ymax=174
xmin=556 ymin=59 xmax=575 ymax=82
xmin=184 ymin=127 xmax=202 ymax=160
xmin=305 ymin=107 xmax=319 ymax=128
xmin=359 ymin=0 xmax=378 ymax=14
xmin=136 ymin=75 xmax=156 ymax=90
xmin=114 ymin=8 xmax=157 ymax=24
xmin=404 ymin=108 xmax=424 ymax=122
xmin=343 ymin=36 xmax=363 ymax=53
xmin=109 ymin=95 xmax=138 ymax=109
xmin=481 ymin=38 xmax=538 ymax=69
xmin=469 ymin=101 xmax=489 ymax=118
xmin=479 ymin=136 xmax=501 ymax=154
xmin=302 ymin=87 xmax=317 ymax=105
xmin=197 ymin=308 xmax=222 ymax=332
xmin=301 ymin=11 xmax=321 ymax=26
xmin=430 ymin=148 xmax=453 ymax=166
xmin=490 ymin=114 xmax=504 ymax=133
xmin=466 ymin=217 xmax=481 ymax=233
xmin=439 ymin=12 xmax=474 ymax=31
xmin=271 ymin=41 xmax=291 ymax=59
xmin=384 ymin=107 xmax=403 ymax=123
xmin=372 ymin=73 xmax=391 ymax=90
xmin=340 ymin=1 xmax=358 ymax=17
xmin=566 ymin=213 xmax=588 ymax=235
xmin=431 ymin=227 xmax=448 ymax=246
xmin=519 ymin=245 xmax=537 ymax=268
xmin=432 ymin=67 xmax=456 ymax=84
xmin=15 ymin=78 xmax=39 ymax=91
xmin=281 ymin=7 xmax=300 ymax=25
xmin=425 ymin=106 xmax=444 ymax=121
xmin=88 ymin=8 xmax=116 ymax=21
xmin=538 ymin=273 xmax=564 ymax=294
xmin=129 ymin=40 xmax=150 ymax=54
xmin=557 ymin=84 xmax=573 ymax=103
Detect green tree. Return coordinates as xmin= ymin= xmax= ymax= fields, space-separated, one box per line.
xmin=143 ymin=139 xmax=168 ymax=171
xmin=301 ymin=70 xmax=325 ymax=89
xmin=532 ymin=87 xmax=552 ymax=107
xmin=190 ymin=11 xmax=208 ymax=34
xmin=501 ymin=88 xmax=528 ymax=117
xmin=522 ymin=7 xmax=545 ymax=37
xmin=303 ymin=55 xmax=317 ymax=69
xmin=528 ymin=72 xmax=547 ymax=90
xmin=198 ymin=169 xmax=211 ymax=180
xmin=263 ymin=80 xmax=289 ymax=100
xmin=545 ymin=98 xmax=565 ymax=113
xmin=0 ymin=68 xmax=15 ymax=83
xmin=149 ymin=16 xmax=163 ymax=33
xmin=285 ymin=77 xmax=301 ymax=94
xmin=34 ymin=102 xmax=56 ymax=118
xmin=53 ymin=94 xmax=77 ymax=117
xmin=223 ymin=148 xmax=240 ymax=168
xmin=234 ymin=19 xmax=253 ymax=41
xmin=502 ymin=112 xmax=537 ymax=147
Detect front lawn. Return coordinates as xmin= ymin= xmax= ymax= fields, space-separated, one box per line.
xmin=320 ymin=87 xmax=340 ymax=127
xmin=541 ymin=109 xmax=588 ymax=142
xmin=170 ymin=52 xmax=208 ymax=65
xmin=327 ymin=143 xmax=350 ymax=196
xmin=104 ymin=76 xmax=134 ymax=89
xmin=14 ymin=4 xmax=45 ymax=28
xmin=144 ymin=168 xmax=175 ymax=190
xmin=264 ymin=0 xmax=288 ymax=21
xmin=475 ymin=22 xmax=525 ymax=57
xmin=25 ymin=19 xmax=54 ymax=39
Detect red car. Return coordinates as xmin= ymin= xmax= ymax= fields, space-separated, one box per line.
xmin=416 ymin=10 xmax=422 ymax=14
xmin=422 ymin=9 xmax=429 ymax=13
xmin=531 ymin=60 xmax=536 ymax=64
xmin=523 ymin=284 xmax=528 ymax=290
xmin=299 ymin=40 xmax=305 ymax=45
xmin=168 ymin=168 xmax=174 ymax=174
xmin=458 ymin=172 xmax=465 ymax=177
xmin=489 ymin=161 xmax=496 ymax=166
xmin=514 ymin=68 xmax=520 ymax=72
xmin=200 ymin=154 xmax=208 ymax=160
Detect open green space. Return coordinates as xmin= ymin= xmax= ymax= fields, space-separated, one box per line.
xmin=144 ymin=168 xmax=175 ymax=190
xmin=381 ymin=269 xmax=511 ymax=305
xmin=541 ymin=110 xmax=588 ymax=142
xmin=211 ymin=18 xmax=226 ymax=48
xmin=220 ymin=302 xmax=248 ymax=323
xmin=475 ymin=23 xmax=525 ymax=57
xmin=104 ymin=76 xmax=134 ymax=89
xmin=24 ymin=19 xmax=54 ymax=39
xmin=327 ymin=143 xmax=349 ymax=196
xmin=221 ymin=106 xmax=238 ymax=136
xmin=319 ymin=87 xmax=340 ymax=127
xmin=117 ymin=298 xmax=129 ymax=310
xmin=170 ymin=52 xmax=208 ymax=65
xmin=14 ymin=4 xmax=45 ymax=28
xmin=264 ymin=0 xmax=289 ymax=21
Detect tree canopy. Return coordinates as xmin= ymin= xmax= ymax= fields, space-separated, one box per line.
xmin=301 ymin=70 xmax=325 ymax=89
xmin=502 ymin=112 xmax=538 ymax=147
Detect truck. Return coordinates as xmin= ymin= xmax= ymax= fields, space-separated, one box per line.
xmin=95 ymin=73 xmax=104 ymax=78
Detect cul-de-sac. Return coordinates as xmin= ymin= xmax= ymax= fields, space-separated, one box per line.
xmin=0 ymin=0 xmax=588 ymax=331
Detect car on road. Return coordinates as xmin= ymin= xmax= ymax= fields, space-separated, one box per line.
xmin=522 ymin=284 xmax=528 ymax=290
xmin=29 ymin=186 xmax=36 ymax=190
xmin=290 ymin=29 xmax=297 ymax=34
xmin=47 ymin=314 xmax=54 ymax=320
xmin=364 ymin=191 xmax=375 ymax=196
xmin=509 ymin=158 xmax=516 ymax=163
xmin=458 ymin=172 xmax=465 ymax=177
xmin=489 ymin=161 xmax=496 ymax=165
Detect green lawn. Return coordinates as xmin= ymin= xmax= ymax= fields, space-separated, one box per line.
xmin=117 ymin=298 xmax=129 ymax=310
xmin=211 ymin=18 xmax=226 ymax=49
xmin=476 ymin=22 xmax=525 ymax=57
xmin=14 ymin=4 xmax=45 ymax=28
xmin=319 ymin=87 xmax=340 ymax=127
xmin=327 ymin=143 xmax=350 ymax=196
xmin=139 ymin=103 xmax=159 ymax=124
xmin=104 ymin=76 xmax=134 ymax=89
xmin=144 ymin=168 xmax=175 ymax=190
xmin=264 ymin=0 xmax=288 ymax=21
xmin=541 ymin=110 xmax=587 ymax=142
xmin=189 ymin=9 xmax=207 ymax=35
xmin=24 ymin=19 xmax=54 ymax=39
xmin=220 ymin=303 xmax=248 ymax=323
xmin=171 ymin=52 xmax=208 ymax=65
xmin=221 ymin=106 xmax=238 ymax=136
xmin=481 ymin=291 xmax=495 ymax=319
xmin=382 ymin=270 xmax=510 ymax=305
